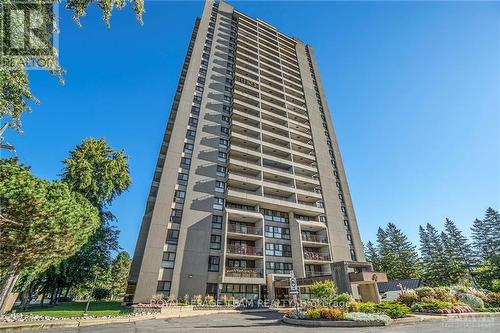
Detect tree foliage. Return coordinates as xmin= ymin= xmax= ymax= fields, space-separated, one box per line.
xmin=0 ymin=159 xmax=100 ymax=311
xmin=0 ymin=0 xmax=145 ymax=136
xmin=365 ymin=224 xmax=421 ymax=279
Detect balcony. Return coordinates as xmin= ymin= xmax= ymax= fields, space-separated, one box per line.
xmin=303 ymin=252 xmax=331 ymax=262
xmin=225 ymin=267 xmax=263 ymax=278
xmin=302 ymin=234 xmax=328 ymax=244
xmin=228 ymin=223 xmax=262 ymax=236
xmin=226 ymin=244 xmax=263 ymax=257
xmin=305 ymin=271 xmax=330 ymax=278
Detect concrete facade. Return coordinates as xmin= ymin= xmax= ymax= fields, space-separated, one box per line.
xmin=127 ymin=0 xmax=365 ymax=304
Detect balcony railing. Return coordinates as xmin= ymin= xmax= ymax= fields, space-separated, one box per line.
xmin=225 ymin=267 xmax=263 ymax=278
xmin=303 ymin=252 xmax=330 ymax=261
xmin=305 ymin=271 xmax=329 ymax=277
xmin=228 ymin=224 xmax=262 ymax=235
xmin=227 ymin=244 xmax=263 ymax=256
xmin=302 ymin=234 xmax=328 ymax=243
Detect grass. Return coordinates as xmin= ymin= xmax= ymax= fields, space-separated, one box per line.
xmin=18 ymin=301 xmax=131 ymax=318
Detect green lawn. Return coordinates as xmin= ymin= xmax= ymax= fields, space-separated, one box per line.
xmin=19 ymin=301 xmax=131 ymax=318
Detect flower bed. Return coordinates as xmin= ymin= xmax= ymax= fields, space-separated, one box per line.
xmin=284 ymin=308 xmax=391 ymax=327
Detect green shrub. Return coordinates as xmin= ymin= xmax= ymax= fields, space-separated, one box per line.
xmin=415 ymin=287 xmax=435 ymax=299
xmin=412 ymin=299 xmax=454 ymax=311
xmin=334 ymin=292 xmax=353 ymax=303
xmin=306 ymin=308 xmax=321 ymax=320
xmin=475 ymin=307 xmax=500 ymax=312
xmin=359 ymin=302 xmax=377 ymax=313
xmin=492 ymin=279 xmax=500 ymax=292
xmin=433 ymin=287 xmax=456 ymax=302
xmin=376 ymin=301 xmax=410 ymax=319
xmin=309 ymin=280 xmax=337 ymax=305
xmin=396 ymin=289 xmax=418 ymax=307
xmin=346 ymin=312 xmax=391 ymax=325
xmin=458 ymin=293 xmax=484 ymax=309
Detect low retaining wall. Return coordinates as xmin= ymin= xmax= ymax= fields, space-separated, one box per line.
xmin=282 ymin=316 xmax=387 ymax=327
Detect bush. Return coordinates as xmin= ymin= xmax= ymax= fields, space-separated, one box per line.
xmin=413 ymin=304 xmax=473 ymax=314
xmin=287 ymin=309 xmax=306 ymax=319
xmin=433 ymin=287 xmax=456 ymax=302
xmin=415 ymin=287 xmax=435 ymax=299
xmin=309 ymin=280 xmax=336 ymax=305
xmin=346 ymin=312 xmax=391 ymax=325
xmin=376 ymin=301 xmax=410 ymax=319
xmin=492 ymin=279 xmax=500 ymax=292
xmin=319 ymin=308 xmax=347 ymax=320
xmin=475 ymin=307 xmax=500 ymax=312
xmin=349 ymin=301 xmax=361 ymax=312
xmin=305 ymin=308 xmax=321 ymax=320
xmin=412 ymin=299 xmax=454 ymax=311
xmin=333 ymin=293 xmax=353 ymax=308
xmin=359 ymin=302 xmax=377 ymax=313
xmin=396 ymin=289 xmax=418 ymax=307
xmin=483 ymin=292 xmax=500 ymax=308
xmin=458 ymin=293 xmax=484 ymax=309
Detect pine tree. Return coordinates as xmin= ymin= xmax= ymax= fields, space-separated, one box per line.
xmin=419 ymin=224 xmax=453 ymax=286
xmin=376 ymin=227 xmax=391 ymax=274
xmin=384 ymin=223 xmax=421 ymax=279
xmin=443 ymin=218 xmax=476 ymax=280
xmin=365 ymin=241 xmax=381 ymax=271
xmin=441 ymin=231 xmax=466 ymax=283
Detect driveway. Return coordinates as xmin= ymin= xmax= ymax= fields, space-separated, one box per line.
xmin=24 ymin=311 xmax=499 ymax=333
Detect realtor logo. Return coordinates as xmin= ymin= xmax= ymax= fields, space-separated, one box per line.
xmin=1 ymin=0 xmax=58 ymax=69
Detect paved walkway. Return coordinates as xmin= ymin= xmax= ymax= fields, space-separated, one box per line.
xmin=11 ymin=311 xmax=500 ymax=333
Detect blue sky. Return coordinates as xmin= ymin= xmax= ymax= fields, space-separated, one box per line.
xmin=5 ymin=1 xmax=499 ymax=255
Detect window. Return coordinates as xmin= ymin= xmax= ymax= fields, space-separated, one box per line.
xmin=222 ymin=105 xmax=231 ymax=113
xmin=170 ymin=209 xmax=182 ymax=224
xmin=265 ymin=226 xmax=290 ymax=239
xmin=212 ymin=215 xmax=222 ymax=229
xmin=219 ymin=138 xmax=228 ymax=148
xmin=191 ymin=106 xmax=200 ymax=115
xmin=350 ymin=249 xmax=357 ymax=261
xmin=216 ymin=165 xmax=227 ymax=177
xmin=161 ymin=252 xmax=176 ymax=268
xmin=223 ymin=95 xmax=231 ymax=103
xmin=186 ymin=130 xmax=196 ymax=140
xmin=222 ymin=115 xmax=230 ymax=124
xmin=215 ymin=181 xmax=225 ymax=193
xmin=260 ymin=209 xmax=289 ymax=223
xmin=220 ymin=126 xmax=230 ymax=136
xmin=316 ymin=201 xmax=324 ymax=208
xmin=210 ymin=234 xmax=221 ymax=249
xmin=225 ymin=78 xmax=233 ymax=85
xmin=265 ymin=243 xmax=292 ymax=257
xmin=166 ymin=229 xmax=179 ymax=244
xmin=189 ymin=117 xmax=198 ymax=127
xmin=180 ymin=157 xmax=191 ymax=169
xmin=177 ymin=173 xmax=189 ymax=186
xmin=174 ymin=190 xmax=185 ymax=203
xmin=195 ymin=85 xmax=204 ymax=93
xmin=218 ymin=151 xmax=227 ymax=162
xmin=266 ymin=262 xmax=293 ymax=274
xmin=213 ymin=197 xmax=224 ymax=210
xmin=221 ymin=284 xmax=259 ymax=300
xmin=183 ymin=143 xmax=194 ymax=154
xmin=157 ymin=280 xmax=171 ymax=292
xmin=319 ymin=215 xmax=327 ymax=223
xmin=193 ymin=95 xmax=202 ymax=104
xmin=208 ymin=256 xmax=220 ymax=272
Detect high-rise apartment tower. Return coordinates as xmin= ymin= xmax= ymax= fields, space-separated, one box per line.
xmin=127 ymin=0 xmax=365 ymax=303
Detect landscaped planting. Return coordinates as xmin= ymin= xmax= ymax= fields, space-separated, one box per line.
xmin=346 ymin=312 xmax=391 ymax=325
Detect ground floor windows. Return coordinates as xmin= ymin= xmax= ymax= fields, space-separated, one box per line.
xmin=220 ymin=284 xmax=259 ymax=300
xmin=157 ymin=280 xmax=171 ymax=296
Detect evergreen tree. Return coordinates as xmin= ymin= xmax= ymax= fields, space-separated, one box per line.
xmin=472 ymin=208 xmax=500 ymax=262
xmin=384 ymin=223 xmax=421 ymax=279
xmin=443 ymin=218 xmax=476 ymax=279
xmin=109 ymin=252 xmax=132 ymax=299
xmin=440 ymin=231 xmax=466 ymax=283
xmin=365 ymin=241 xmax=381 ymax=272
xmin=376 ymin=227 xmax=391 ymax=274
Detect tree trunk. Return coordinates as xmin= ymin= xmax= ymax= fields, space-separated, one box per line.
xmin=40 ymin=292 xmax=46 ymax=307
xmin=64 ymin=286 xmax=70 ymax=300
xmin=0 ymin=269 xmax=20 ymax=314
xmin=19 ymin=286 xmax=31 ymax=311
